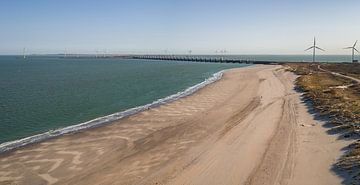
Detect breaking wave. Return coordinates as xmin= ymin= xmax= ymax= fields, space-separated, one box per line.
xmin=0 ymin=70 xmax=225 ymax=153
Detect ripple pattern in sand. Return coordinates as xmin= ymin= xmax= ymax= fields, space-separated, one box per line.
xmin=0 ymin=67 xmax=260 ymax=185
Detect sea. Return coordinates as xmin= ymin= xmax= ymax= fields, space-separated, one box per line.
xmin=0 ymin=55 xmax=247 ymax=152
xmin=0 ymin=54 xmax=352 ymax=152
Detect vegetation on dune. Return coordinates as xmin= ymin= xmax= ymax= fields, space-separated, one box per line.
xmin=321 ymin=63 xmax=360 ymax=79
xmin=285 ymin=62 xmax=360 ymax=182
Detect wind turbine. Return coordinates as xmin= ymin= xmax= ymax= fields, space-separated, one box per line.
xmin=220 ymin=49 xmax=227 ymax=61
xmin=305 ymin=37 xmax=325 ymax=62
xmin=343 ymin=40 xmax=359 ymax=63
xmin=103 ymin=49 xmax=107 ymax=58
xmin=23 ymin=47 xmax=26 ymax=59
xmin=95 ymin=50 xmax=99 ymax=58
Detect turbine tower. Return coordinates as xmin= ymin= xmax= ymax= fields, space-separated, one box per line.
xmin=23 ymin=47 xmax=26 ymax=59
xmin=95 ymin=50 xmax=99 ymax=58
xmin=103 ymin=49 xmax=107 ymax=58
xmin=343 ymin=40 xmax=359 ymax=63
xmin=305 ymin=37 xmax=325 ymax=62
xmin=188 ymin=50 xmax=192 ymax=55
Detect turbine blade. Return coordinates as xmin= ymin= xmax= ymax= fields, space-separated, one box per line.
xmin=344 ymin=47 xmax=353 ymax=49
xmin=315 ymin=46 xmax=325 ymax=51
xmin=355 ymin=48 xmax=359 ymax=53
xmin=354 ymin=40 xmax=358 ymax=47
xmin=305 ymin=46 xmax=314 ymax=51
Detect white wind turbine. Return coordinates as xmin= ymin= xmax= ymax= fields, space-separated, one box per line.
xmin=23 ymin=47 xmax=27 ymax=59
xmin=343 ymin=40 xmax=359 ymax=63
xmin=305 ymin=37 xmax=325 ymax=62
xmin=188 ymin=50 xmax=192 ymax=55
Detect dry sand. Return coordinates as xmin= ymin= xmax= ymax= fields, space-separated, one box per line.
xmin=0 ymin=65 xmax=351 ymax=185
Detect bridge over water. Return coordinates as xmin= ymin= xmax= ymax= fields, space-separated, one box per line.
xmin=120 ymin=55 xmax=282 ymax=65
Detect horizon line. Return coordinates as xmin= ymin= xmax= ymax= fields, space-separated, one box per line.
xmin=0 ymin=53 xmax=357 ymax=56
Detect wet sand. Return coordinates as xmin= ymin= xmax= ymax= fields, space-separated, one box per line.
xmin=0 ymin=65 xmax=350 ymax=185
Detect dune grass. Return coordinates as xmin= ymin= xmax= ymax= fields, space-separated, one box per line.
xmin=321 ymin=63 xmax=360 ymax=79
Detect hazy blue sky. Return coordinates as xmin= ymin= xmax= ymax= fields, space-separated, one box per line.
xmin=0 ymin=0 xmax=359 ymax=54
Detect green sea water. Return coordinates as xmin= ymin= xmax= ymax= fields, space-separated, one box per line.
xmin=0 ymin=56 xmax=245 ymax=144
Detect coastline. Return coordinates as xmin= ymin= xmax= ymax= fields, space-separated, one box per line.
xmin=0 ymin=65 xmax=350 ymax=185
xmin=0 ymin=68 xmax=229 ymax=153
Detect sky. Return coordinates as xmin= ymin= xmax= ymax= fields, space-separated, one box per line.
xmin=0 ymin=0 xmax=359 ymax=55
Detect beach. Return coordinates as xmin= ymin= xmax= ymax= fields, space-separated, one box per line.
xmin=0 ymin=65 xmax=350 ymax=185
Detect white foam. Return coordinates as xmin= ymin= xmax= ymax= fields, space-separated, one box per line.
xmin=0 ymin=70 xmax=225 ymax=153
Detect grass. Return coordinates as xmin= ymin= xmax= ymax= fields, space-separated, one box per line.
xmin=321 ymin=63 xmax=360 ymax=79
xmin=285 ymin=62 xmax=360 ymax=182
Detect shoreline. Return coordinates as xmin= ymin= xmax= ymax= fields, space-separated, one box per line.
xmin=0 ymin=65 xmax=350 ymax=185
xmin=0 ymin=68 xmax=231 ymax=154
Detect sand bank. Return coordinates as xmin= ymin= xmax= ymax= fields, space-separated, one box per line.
xmin=0 ymin=65 xmax=350 ymax=185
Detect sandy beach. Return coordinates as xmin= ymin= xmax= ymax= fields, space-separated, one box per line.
xmin=0 ymin=65 xmax=351 ymax=185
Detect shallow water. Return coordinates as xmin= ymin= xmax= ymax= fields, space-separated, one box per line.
xmin=0 ymin=56 xmax=245 ymax=144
